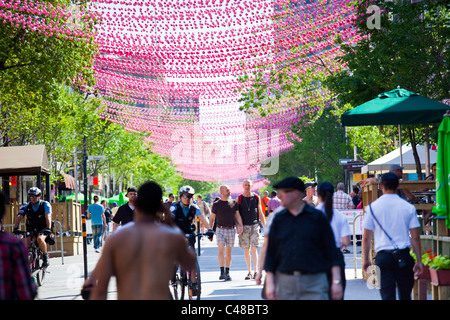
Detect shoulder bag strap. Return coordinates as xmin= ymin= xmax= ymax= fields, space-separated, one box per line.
xmin=368 ymin=203 xmax=399 ymax=250
xmin=254 ymin=194 xmax=260 ymax=223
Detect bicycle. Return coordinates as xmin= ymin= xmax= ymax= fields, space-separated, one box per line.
xmin=171 ymin=232 xmax=211 ymax=300
xmin=14 ymin=229 xmax=50 ymax=287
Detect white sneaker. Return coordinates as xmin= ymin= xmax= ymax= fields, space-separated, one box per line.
xmin=95 ymin=249 xmax=101 ymax=253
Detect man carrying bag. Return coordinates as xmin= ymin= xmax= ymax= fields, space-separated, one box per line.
xmin=362 ymin=172 xmax=423 ymax=300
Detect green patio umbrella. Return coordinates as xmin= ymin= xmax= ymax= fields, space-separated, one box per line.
xmin=341 ymin=88 xmax=450 ymax=126
xmin=341 ymin=88 xmax=449 ymax=167
xmin=65 ymin=192 xmax=85 ymax=201
xmin=65 ymin=193 xmax=106 ymax=205
xmin=432 ymin=113 xmax=450 ymax=228
xmin=108 ymin=192 xmax=128 ymax=206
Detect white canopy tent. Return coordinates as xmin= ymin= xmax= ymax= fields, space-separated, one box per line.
xmin=361 ymin=145 xmax=437 ymax=174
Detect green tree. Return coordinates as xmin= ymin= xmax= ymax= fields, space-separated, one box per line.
xmin=325 ymin=0 xmax=449 ymax=170
xmin=0 ymin=0 xmax=99 ymax=144
xmin=133 ymin=153 xmax=183 ymax=195
xmin=267 ymin=108 xmax=352 ymax=185
xmin=178 ymin=179 xmax=221 ymax=197
xmin=0 ymin=1 xmax=186 ymax=197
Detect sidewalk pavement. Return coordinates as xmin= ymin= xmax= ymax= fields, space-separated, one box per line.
xmin=36 ymin=233 xmax=382 ymax=300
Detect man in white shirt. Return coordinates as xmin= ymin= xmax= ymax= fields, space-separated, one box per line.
xmin=362 ymin=172 xmax=423 ymax=300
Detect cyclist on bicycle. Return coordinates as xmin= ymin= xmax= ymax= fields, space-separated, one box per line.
xmin=170 ymin=186 xmax=214 ymax=247
xmin=14 ymin=187 xmax=53 ymax=268
xmin=170 ymin=185 xmax=214 ymax=296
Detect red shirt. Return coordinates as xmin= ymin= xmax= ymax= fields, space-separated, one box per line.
xmin=0 ymin=232 xmax=36 ymax=300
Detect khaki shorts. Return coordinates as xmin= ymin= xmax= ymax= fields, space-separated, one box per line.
xmin=275 ymin=272 xmax=329 ymax=300
xmin=238 ymin=224 xmax=260 ymax=250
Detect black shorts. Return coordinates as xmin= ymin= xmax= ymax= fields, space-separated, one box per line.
xmin=26 ymin=223 xmax=47 ymax=235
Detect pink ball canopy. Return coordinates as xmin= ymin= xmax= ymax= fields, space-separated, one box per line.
xmin=91 ymin=0 xmax=362 ymax=183
xmin=1 ymin=0 xmax=362 ymax=184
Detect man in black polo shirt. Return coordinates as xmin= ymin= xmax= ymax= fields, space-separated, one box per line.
xmin=264 ymin=177 xmax=343 ymax=300
xmin=112 ymin=187 xmax=138 ymax=232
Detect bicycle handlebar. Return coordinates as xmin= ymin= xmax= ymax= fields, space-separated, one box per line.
xmin=14 ymin=228 xmax=51 ymax=237
xmin=185 ymin=230 xmax=214 ymax=240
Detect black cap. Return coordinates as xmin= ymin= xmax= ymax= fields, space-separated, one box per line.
xmin=127 ymin=186 xmax=137 ymax=194
xmin=305 ymin=182 xmax=317 ymax=189
xmin=273 ymin=177 xmax=305 ymax=193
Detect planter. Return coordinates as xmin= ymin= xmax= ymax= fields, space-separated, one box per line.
xmin=430 ymin=268 xmax=450 ymax=286
xmin=417 ymin=265 xmax=431 ymax=280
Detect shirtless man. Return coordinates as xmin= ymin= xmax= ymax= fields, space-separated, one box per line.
xmin=83 ymin=181 xmax=196 ymax=300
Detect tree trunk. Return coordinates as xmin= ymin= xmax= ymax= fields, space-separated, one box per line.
xmin=407 ymin=128 xmax=423 ymax=180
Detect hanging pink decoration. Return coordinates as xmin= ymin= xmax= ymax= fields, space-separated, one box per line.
xmin=1 ymin=0 xmax=363 ymax=183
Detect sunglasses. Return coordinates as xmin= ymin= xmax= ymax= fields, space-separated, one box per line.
xmin=181 ymin=194 xmax=193 ymax=199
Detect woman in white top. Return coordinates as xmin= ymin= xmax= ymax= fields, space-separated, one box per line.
xmin=316 ymin=182 xmax=352 ymax=298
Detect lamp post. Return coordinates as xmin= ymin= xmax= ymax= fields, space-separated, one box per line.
xmin=82 ymin=136 xmax=88 ymax=280
xmin=81 ymin=136 xmax=106 ymax=280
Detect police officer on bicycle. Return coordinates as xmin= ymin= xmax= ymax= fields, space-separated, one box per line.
xmin=14 ymin=187 xmax=53 ymax=268
xmin=170 ymin=186 xmax=214 ymax=297
xmin=170 ymin=186 xmax=214 ymax=247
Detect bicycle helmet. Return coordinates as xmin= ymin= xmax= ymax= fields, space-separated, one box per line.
xmin=28 ymin=187 xmax=42 ymax=196
xmin=179 ymin=185 xmax=195 ymax=195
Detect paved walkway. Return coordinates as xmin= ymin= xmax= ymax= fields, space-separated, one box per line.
xmin=36 ymin=233 xmax=381 ymax=300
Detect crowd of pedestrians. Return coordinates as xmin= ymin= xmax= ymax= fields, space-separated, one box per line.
xmin=0 ymin=165 xmax=425 ymax=300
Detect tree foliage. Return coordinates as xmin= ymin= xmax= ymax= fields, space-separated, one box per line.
xmin=179 ymin=179 xmax=221 ymax=197
xmin=0 ymin=1 xmax=184 ymax=196
xmin=0 ymin=0 xmax=99 ymax=115
xmin=328 ymin=0 xmax=449 ymax=104
xmin=236 ymin=0 xmax=449 ymax=181
xmin=267 ymin=108 xmax=352 ymax=185
xmin=325 ymin=0 xmax=449 ymax=170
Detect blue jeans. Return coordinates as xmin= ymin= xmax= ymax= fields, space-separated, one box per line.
xmin=92 ymin=225 xmax=103 ymax=250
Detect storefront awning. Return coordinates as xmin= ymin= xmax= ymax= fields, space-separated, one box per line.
xmin=0 ymin=145 xmax=50 ymax=176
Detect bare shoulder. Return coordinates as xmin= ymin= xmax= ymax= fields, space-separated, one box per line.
xmin=108 ymin=223 xmax=186 ymax=249
xmin=158 ymin=225 xmax=186 ymax=242
xmin=105 ymin=224 xmax=137 ymax=247
xmin=155 ymin=225 xmax=191 ymax=251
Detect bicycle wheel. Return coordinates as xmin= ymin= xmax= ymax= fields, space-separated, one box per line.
xmin=29 ymin=248 xmax=39 ymax=278
xmin=171 ymin=271 xmax=185 ymax=300
xmin=35 ymin=251 xmax=46 ymax=286
xmin=188 ymin=260 xmax=201 ymax=300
